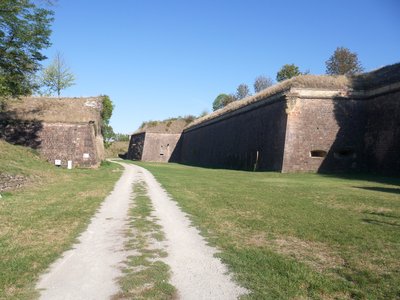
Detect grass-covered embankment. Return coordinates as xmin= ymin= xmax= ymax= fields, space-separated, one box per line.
xmin=135 ymin=162 xmax=400 ymax=299
xmin=0 ymin=141 xmax=122 ymax=299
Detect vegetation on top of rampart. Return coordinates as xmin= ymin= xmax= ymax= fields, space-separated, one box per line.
xmin=0 ymin=97 xmax=103 ymax=124
xmin=187 ymin=63 xmax=400 ymax=130
xmin=135 ymin=116 xmax=196 ymax=134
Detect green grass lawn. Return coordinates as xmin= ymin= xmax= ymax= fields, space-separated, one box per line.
xmin=0 ymin=141 xmax=122 ymax=299
xmin=134 ymin=162 xmax=400 ymax=300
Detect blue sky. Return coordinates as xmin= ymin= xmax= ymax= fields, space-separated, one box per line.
xmin=42 ymin=0 xmax=400 ymax=134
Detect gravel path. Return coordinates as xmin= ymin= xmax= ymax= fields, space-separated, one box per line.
xmin=36 ymin=163 xmax=137 ymax=300
xmin=36 ymin=162 xmax=246 ymax=299
xmin=136 ymin=164 xmax=247 ymax=299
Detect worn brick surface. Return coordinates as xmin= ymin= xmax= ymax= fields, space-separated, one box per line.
xmin=283 ymin=98 xmax=367 ymax=173
xmin=0 ymin=97 xmax=104 ymax=168
xmin=180 ymin=98 xmax=288 ymax=171
xmin=127 ymin=132 xmax=145 ymax=160
xmin=38 ymin=123 xmax=99 ymax=168
xmin=128 ymin=65 xmax=400 ymax=174
xmin=178 ymin=87 xmax=399 ymax=174
xmin=142 ymin=133 xmax=182 ymax=162
xmin=364 ymin=91 xmax=400 ymax=174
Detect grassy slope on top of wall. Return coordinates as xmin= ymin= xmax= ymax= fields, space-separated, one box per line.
xmin=0 ymin=141 xmax=123 ymax=299
xmin=134 ymin=162 xmax=400 ymax=299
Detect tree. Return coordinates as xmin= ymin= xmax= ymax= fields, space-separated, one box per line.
xmin=236 ymin=84 xmax=251 ymax=100
xmin=325 ymin=47 xmax=363 ymax=75
xmin=254 ymin=75 xmax=273 ymax=93
xmin=212 ymin=93 xmax=237 ymax=111
xmin=212 ymin=93 xmax=228 ymax=111
xmin=101 ymin=95 xmax=115 ymax=148
xmin=0 ymin=0 xmax=53 ymax=98
xmin=41 ymin=52 xmax=75 ymax=96
xmin=102 ymin=124 xmax=115 ymax=148
xmin=276 ymin=64 xmax=302 ymax=82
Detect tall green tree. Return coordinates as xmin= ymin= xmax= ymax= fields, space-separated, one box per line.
xmin=40 ymin=52 xmax=75 ymax=96
xmin=0 ymin=0 xmax=53 ymax=98
xmin=254 ymin=75 xmax=273 ymax=93
xmin=325 ymin=47 xmax=364 ymax=75
xmin=236 ymin=83 xmax=251 ymax=100
xmin=212 ymin=93 xmax=236 ymax=111
xmin=101 ymin=95 xmax=115 ymax=148
xmin=212 ymin=93 xmax=228 ymax=111
xmin=276 ymin=64 xmax=302 ymax=82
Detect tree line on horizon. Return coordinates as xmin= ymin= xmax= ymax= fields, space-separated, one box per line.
xmin=212 ymin=47 xmax=364 ymax=111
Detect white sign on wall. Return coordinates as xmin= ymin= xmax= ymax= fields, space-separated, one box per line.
xmin=55 ymin=159 xmax=61 ymax=166
xmin=83 ymin=153 xmax=90 ymax=159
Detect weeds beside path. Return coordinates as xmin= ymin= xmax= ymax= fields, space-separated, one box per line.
xmin=134 ymin=162 xmax=400 ymax=299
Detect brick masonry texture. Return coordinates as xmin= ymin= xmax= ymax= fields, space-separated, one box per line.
xmin=180 ymin=98 xmax=287 ymax=171
xmin=283 ymin=97 xmax=367 ymax=173
xmin=0 ymin=97 xmax=104 ymax=168
xmin=38 ymin=123 xmax=100 ymax=168
xmin=128 ymin=64 xmax=400 ymax=174
xmin=127 ymin=132 xmax=145 ymax=160
xmin=127 ymin=132 xmax=181 ymax=163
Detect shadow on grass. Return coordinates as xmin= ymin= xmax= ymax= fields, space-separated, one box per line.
xmin=354 ymin=186 xmax=400 ymax=195
xmin=366 ymin=210 xmax=400 ymax=218
xmin=320 ymin=172 xmax=400 ymax=187
xmin=362 ymin=218 xmax=400 ymax=227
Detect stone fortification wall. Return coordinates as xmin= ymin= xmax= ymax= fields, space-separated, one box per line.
xmin=179 ymin=63 xmax=400 ymax=174
xmin=282 ymin=92 xmax=367 ymax=173
xmin=0 ymin=97 xmax=104 ymax=168
xmin=127 ymin=132 xmax=145 ymax=160
xmin=363 ymin=87 xmax=400 ymax=174
xmin=127 ymin=118 xmax=188 ymax=163
xmin=180 ymin=96 xmax=288 ymax=171
xmin=39 ymin=122 xmax=100 ymax=168
xmin=142 ymin=133 xmax=182 ymax=163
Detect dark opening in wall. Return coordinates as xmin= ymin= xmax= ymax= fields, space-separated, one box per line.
xmin=310 ymin=150 xmax=327 ymax=158
xmin=334 ymin=148 xmax=356 ymax=159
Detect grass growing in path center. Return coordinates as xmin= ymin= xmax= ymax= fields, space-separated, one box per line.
xmin=114 ymin=180 xmax=176 ymax=299
xmin=133 ymin=162 xmax=400 ymax=299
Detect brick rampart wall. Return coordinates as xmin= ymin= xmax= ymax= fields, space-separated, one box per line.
xmin=142 ymin=133 xmax=182 ymax=163
xmin=283 ymin=97 xmax=367 ymax=173
xmin=127 ymin=132 xmax=145 ymax=160
xmin=0 ymin=121 xmax=102 ymax=167
xmin=39 ymin=123 xmax=100 ymax=167
xmin=364 ymin=90 xmax=400 ymax=174
xmin=130 ymin=65 xmax=400 ymax=174
xmin=180 ymin=97 xmax=287 ymax=170
xmin=179 ymin=86 xmax=399 ymax=174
